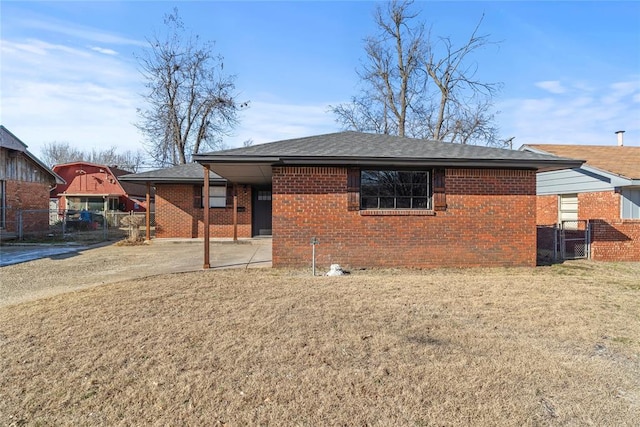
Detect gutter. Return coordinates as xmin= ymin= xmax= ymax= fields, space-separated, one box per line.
xmin=193 ymin=155 xmax=583 ymax=172
xmin=118 ymin=176 xmax=227 ymax=184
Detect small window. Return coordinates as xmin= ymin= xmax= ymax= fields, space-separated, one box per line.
xmin=108 ymin=197 xmax=119 ymax=211
xmin=257 ymin=190 xmax=272 ymax=201
xmin=559 ymin=194 xmax=579 ymax=229
xmin=360 ymin=170 xmax=431 ymax=210
xmin=206 ymin=185 xmax=227 ymax=208
xmin=621 ymin=188 xmax=640 ymax=219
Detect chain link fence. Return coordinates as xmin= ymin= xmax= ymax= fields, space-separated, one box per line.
xmin=0 ymin=208 xmax=155 ymax=243
xmin=537 ymin=221 xmax=591 ymax=265
xmin=536 ymin=224 xmax=559 ymax=265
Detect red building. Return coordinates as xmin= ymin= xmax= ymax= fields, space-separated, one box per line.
xmin=52 ymin=162 xmax=149 ymax=213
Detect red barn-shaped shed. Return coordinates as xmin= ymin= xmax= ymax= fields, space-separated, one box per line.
xmin=52 ymin=162 xmax=149 ymax=213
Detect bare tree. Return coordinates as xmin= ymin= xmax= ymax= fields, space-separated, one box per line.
xmin=86 ymin=147 xmax=146 ymax=172
xmin=331 ymin=0 xmax=501 ymax=145
xmin=40 ymin=142 xmax=145 ymax=172
xmin=136 ymin=8 xmax=246 ymax=166
xmin=423 ymin=14 xmax=501 ymax=144
xmin=39 ymin=142 xmax=84 ymax=168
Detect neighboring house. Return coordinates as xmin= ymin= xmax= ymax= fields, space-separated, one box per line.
xmin=119 ymin=162 xmax=252 ymax=238
xmin=52 ymin=162 xmax=150 ymax=214
xmin=0 ymin=125 xmax=65 ymax=237
xmin=192 ymin=131 xmax=581 ymax=268
xmin=522 ymin=143 xmax=640 ymax=261
xmin=0 ymin=125 xmax=64 ymax=235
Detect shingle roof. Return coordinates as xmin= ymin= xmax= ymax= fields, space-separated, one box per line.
xmin=525 ymin=144 xmax=640 ymax=180
xmin=194 ymin=131 xmax=581 ymax=170
xmin=118 ymin=162 xmax=225 ymax=183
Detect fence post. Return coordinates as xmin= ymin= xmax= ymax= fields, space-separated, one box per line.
xmin=103 ymin=210 xmax=108 ymax=240
xmin=552 ymin=225 xmax=556 ymax=261
xmin=586 ymin=220 xmax=591 ymax=259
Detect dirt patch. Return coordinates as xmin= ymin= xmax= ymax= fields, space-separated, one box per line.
xmin=1 ymin=262 xmax=639 ymax=425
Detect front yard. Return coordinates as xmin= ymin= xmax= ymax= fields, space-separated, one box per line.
xmin=1 ymin=262 xmax=639 ymax=425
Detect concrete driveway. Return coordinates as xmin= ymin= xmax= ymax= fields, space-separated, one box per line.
xmin=0 ymin=238 xmax=271 ymax=307
xmin=0 ymin=244 xmax=91 ymax=267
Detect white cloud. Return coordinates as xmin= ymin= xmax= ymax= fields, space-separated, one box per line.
xmin=1 ymin=37 xmax=143 ymax=157
xmin=2 ymin=38 xmax=91 ymax=58
xmin=535 ymin=80 xmax=567 ymax=94
xmin=1 ymin=34 xmax=341 ymax=162
xmin=91 ymin=46 xmax=118 ymax=56
xmin=500 ymin=78 xmax=640 ymax=146
xmin=20 ymin=17 xmax=146 ymax=47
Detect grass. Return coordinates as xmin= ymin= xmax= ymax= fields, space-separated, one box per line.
xmin=1 ymin=261 xmax=639 ymax=426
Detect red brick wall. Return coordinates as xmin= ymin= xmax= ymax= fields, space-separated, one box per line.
xmin=154 ymin=184 xmax=252 ymax=238
xmin=534 ymin=190 xmax=640 ymax=261
xmin=578 ymin=191 xmax=619 ymax=219
xmin=272 ymin=166 xmax=537 ymax=269
xmin=579 ymin=191 xmax=639 ymax=261
xmin=537 ymin=195 xmax=558 ymax=225
xmin=590 ymin=219 xmax=640 ymax=261
xmin=3 ymin=180 xmax=52 ymax=233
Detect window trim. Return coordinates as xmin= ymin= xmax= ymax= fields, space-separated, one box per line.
xmin=207 ymin=185 xmax=227 ymax=208
xmin=194 ymin=184 xmax=228 ymax=209
xmin=359 ymin=169 xmax=433 ymax=211
xmin=621 ymin=188 xmax=640 ymax=220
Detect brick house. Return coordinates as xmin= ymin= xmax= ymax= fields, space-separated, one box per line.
xmin=0 ymin=125 xmax=65 ymax=237
xmin=522 ymin=142 xmax=640 ymax=261
xmin=119 ymin=162 xmax=252 ymax=238
xmin=193 ymin=131 xmax=581 ymax=268
xmin=52 ymin=162 xmax=149 ymax=214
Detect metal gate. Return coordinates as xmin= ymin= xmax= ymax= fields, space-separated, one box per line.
xmin=560 ymin=220 xmax=590 ymax=260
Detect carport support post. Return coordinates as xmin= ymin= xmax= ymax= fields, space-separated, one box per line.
xmin=203 ymin=165 xmax=211 ymax=269
xmin=145 ymin=182 xmax=151 ymax=241
xmin=233 ymin=184 xmax=238 ymax=242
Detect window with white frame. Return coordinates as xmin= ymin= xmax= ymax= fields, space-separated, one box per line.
xmin=621 ymin=188 xmax=640 ymax=219
xmin=205 ymin=185 xmax=227 ymax=208
xmin=559 ymin=193 xmax=578 ymax=229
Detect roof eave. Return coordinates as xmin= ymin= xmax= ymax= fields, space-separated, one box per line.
xmin=195 ymin=155 xmax=583 ymax=171
xmin=580 ymin=164 xmax=639 ymax=183
xmin=193 ymin=154 xmax=280 ymax=163
xmin=118 ymin=176 xmax=226 ymax=184
xmin=55 ymin=193 xmax=122 ymax=197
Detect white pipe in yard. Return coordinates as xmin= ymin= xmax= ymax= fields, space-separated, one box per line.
xmin=310 ymin=237 xmax=319 ymax=276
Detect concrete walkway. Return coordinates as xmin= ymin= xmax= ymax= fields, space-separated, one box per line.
xmin=0 ymin=238 xmax=272 ymax=307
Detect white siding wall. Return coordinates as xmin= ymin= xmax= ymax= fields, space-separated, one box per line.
xmin=536 ymin=168 xmax=614 ymax=195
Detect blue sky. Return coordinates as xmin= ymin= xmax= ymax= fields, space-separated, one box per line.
xmin=2 ymin=1 xmax=639 ymax=165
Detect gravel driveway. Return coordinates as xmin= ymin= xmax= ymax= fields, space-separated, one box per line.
xmin=0 ymin=238 xmax=271 ymax=308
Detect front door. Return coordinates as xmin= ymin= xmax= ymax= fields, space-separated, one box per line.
xmin=252 ymin=186 xmax=272 ymax=236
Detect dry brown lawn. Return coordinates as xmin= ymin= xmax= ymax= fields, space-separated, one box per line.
xmin=1 ymin=262 xmax=639 ymax=426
